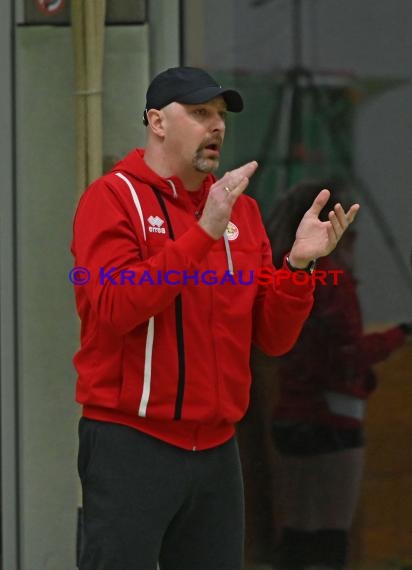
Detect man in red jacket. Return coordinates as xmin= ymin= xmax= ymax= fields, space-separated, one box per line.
xmin=72 ymin=66 xmax=359 ymax=570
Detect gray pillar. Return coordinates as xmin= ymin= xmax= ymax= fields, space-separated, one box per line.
xmin=0 ymin=0 xmax=20 ymax=568
xmin=148 ymin=0 xmax=181 ymax=77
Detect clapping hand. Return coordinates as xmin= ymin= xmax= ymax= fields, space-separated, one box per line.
xmin=288 ymin=189 xmax=360 ymax=268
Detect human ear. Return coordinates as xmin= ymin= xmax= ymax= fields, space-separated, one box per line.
xmin=147 ymin=109 xmax=165 ymax=136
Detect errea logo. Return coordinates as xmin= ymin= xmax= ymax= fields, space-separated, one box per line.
xmin=148 ymin=215 xmax=166 ymax=234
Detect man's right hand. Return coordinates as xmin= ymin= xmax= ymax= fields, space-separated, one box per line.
xmin=198 ymin=161 xmax=258 ymax=240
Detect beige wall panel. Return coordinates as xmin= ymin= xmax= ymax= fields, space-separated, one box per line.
xmin=15 ymin=24 xmax=149 ymax=570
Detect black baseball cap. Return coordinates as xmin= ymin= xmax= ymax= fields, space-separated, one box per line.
xmin=143 ymin=66 xmax=244 ymax=125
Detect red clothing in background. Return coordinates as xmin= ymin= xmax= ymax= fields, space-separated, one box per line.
xmin=274 ymin=257 xmax=405 ymax=428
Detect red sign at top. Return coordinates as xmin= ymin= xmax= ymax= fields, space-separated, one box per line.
xmin=35 ymin=0 xmax=66 ymax=15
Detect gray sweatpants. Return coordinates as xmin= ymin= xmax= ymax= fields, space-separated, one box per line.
xmin=78 ymin=418 xmax=245 ymax=570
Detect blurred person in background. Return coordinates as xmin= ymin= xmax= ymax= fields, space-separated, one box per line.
xmin=261 ymin=179 xmax=412 ymax=570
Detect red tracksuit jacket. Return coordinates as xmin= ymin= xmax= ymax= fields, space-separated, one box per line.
xmin=72 ymin=148 xmax=314 ymax=450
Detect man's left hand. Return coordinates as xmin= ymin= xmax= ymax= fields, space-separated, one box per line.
xmin=288 ymin=189 xmax=360 ymax=268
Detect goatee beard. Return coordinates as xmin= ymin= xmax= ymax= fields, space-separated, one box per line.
xmin=192 ymin=152 xmax=220 ymax=173
xmin=193 ymin=136 xmax=223 ymax=173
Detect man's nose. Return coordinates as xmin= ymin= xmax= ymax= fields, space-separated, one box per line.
xmin=211 ymin=114 xmax=225 ymax=133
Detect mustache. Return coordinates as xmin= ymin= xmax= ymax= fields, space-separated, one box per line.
xmin=198 ymin=136 xmax=223 ymax=151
